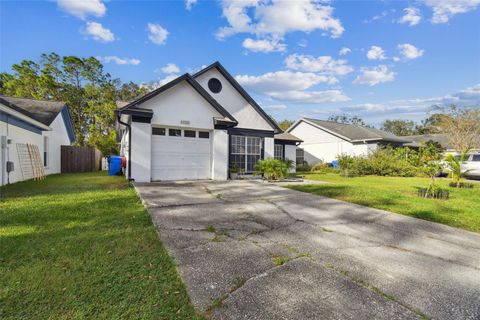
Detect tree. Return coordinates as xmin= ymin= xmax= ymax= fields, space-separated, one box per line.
xmin=328 ymin=114 xmax=371 ymax=127
xmin=277 ymin=119 xmax=294 ymax=131
xmin=0 ymin=52 xmax=126 ymax=155
xmin=115 ymin=81 xmax=149 ymax=101
xmin=382 ymin=119 xmax=416 ymax=136
xmin=434 ymin=105 xmax=480 ymax=153
xmin=445 ymin=151 xmax=471 ymax=188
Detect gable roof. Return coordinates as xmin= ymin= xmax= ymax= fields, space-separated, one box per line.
xmin=0 ymin=95 xmax=66 ymax=126
xmin=192 ymin=61 xmax=282 ymax=133
xmin=0 ymin=95 xmax=75 ymax=142
xmin=291 ymin=118 xmax=409 ymax=143
xmin=401 ymin=134 xmax=453 ymax=149
xmin=118 ymin=73 xmax=237 ymax=124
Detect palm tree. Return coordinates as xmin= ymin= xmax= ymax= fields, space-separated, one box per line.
xmin=445 ymin=150 xmax=471 ymax=188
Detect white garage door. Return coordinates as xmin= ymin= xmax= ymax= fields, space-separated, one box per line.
xmin=151 ymin=127 xmax=212 ymax=181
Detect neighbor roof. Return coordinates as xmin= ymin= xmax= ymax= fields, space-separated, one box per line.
xmin=0 ymin=95 xmax=66 ymax=126
xmin=296 ymin=118 xmax=410 ymax=143
xmin=401 ymin=134 xmax=453 ymax=149
xmin=274 ymin=132 xmax=303 ymax=143
xmin=192 ymin=61 xmax=282 ymax=133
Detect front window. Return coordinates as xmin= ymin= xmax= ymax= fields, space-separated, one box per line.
xmin=43 ymin=136 xmax=49 ymax=167
xmin=230 ymin=135 xmax=262 ymax=173
xmin=274 ymin=144 xmax=284 ymax=160
xmin=296 ymin=148 xmax=304 ymax=166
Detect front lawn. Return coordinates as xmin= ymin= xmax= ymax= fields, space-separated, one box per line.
xmin=0 ymin=172 xmax=203 ymax=319
xmin=289 ymin=173 xmax=480 ymax=233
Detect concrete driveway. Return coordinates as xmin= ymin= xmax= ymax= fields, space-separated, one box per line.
xmin=134 ymin=180 xmax=480 ymax=320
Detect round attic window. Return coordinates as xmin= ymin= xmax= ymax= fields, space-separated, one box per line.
xmin=208 ymin=78 xmax=222 ymax=94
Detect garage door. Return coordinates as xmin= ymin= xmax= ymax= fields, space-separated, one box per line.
xmin=151 ymin=127 xmax=212 ymax=181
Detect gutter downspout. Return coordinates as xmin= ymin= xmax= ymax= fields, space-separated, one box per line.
xmin=117 ymin=113 xmax=132 ymax=181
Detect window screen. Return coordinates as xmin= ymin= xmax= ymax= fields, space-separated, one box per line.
xmin=152 ymin=127 xmax=166 ymax=135
xmin=169 ymin=129 xmax=182 ymax=137
xmin=296 ymin=148 xmax=304 ymax=166
xmin=230 ymin=135 xmax=262 ymax=173
xmin=184 ymin=130 xmax=196 ymax=138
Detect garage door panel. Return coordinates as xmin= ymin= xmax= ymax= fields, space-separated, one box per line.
xmin=151 ymin=131 xmax=212 ymax=181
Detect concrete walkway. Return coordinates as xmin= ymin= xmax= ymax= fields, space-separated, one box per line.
xmin=134 ymin=180 xmax=480 ymax=320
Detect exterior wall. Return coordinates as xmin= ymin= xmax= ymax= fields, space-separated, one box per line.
xmin=43 ymin=113 xmax=71 ymax=175
xmin=130 ymin=122 xmax=151 ymax=182
xmin=264 ymin=137 xmax=274 ymax=159
xmin=291 ymin=121 xmax=376 ymax=163
xmin=0 ymin=120 xmax=43 ymax=185
xmin=195 ymin=69 xmax=273 ymax=131
xmin=212 ymin=129 xmax=228 ymax=180
xmin=285 ymin=144 xmax=297 ymax=173
xmin=142 ymin=81 xmax=222 ymax=130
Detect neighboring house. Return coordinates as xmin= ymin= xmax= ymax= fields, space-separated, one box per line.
xmin=287 ymin=118 xmax=409 ymax=164
xmin=0 ymin=96 xmax=75 ymax=186
xmin=116 ymin=61 xmax=301 ymax=182
xmin=401 ymin=134 xmax=480 ymax=154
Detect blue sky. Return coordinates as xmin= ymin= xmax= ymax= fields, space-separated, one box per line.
xmin=1 ymin=0 xmax=479 ymax=126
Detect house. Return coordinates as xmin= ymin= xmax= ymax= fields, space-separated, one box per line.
xmin=401 ymin=134 xmax=480 ymax=154
xmin=0 ymin=96 xmax=75 ymax=185
xmin=287 ymin=118 xmax=409 ymax=164
xmin=116 ymin=61 xmax=302 ymax=182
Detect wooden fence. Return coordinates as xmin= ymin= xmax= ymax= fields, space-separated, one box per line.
xmin=61 ymin=146 xmax=102 ymax=173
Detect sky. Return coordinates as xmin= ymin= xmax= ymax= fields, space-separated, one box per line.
xmin=1 ymin=0 xmax=479 ymax=126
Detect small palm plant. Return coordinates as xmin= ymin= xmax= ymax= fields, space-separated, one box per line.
xmin=445 ymin=150 xmax=471 ymax=188
xmin=254 ymin=158 xmax=288 ymax=181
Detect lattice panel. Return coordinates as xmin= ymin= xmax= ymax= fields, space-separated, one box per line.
xmin=16 ymin=143 xmax=45 ymax=181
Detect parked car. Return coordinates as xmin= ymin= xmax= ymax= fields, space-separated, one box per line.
xmin=442 ymin=153 xmax=480 ymax=179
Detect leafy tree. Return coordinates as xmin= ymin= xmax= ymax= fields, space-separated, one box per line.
xmin=328 ymin=114 xmax=371 ymax=127
xmin=381 ymin=119 xmax=416 ymax=136
xmin=445 ymin=151 xmax=471 ymax=188
xmin=277 ymin=119 xmax=294 ymax=131
xmin=115 ymin=80 xmax=149 ymax=101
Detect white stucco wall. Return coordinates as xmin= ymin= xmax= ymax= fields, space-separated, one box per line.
xmin=142 ymin=81 xmax=222 ymax=129
xmin=285 ymin=144 xmax=297 ymax=173
xmin=291 ymin=121 xmax=376 ymax=163
xmin=194 ymin=69 xmax=273 ymax=131
xmin=130 ymin=122 xmax=151 ymax=182
xmin=43 ymin=113 xmax=71 ymax=176
xmin=212 ymin=129 xmax=228 ymax=180
xmin=264 ymin=137 xmax=274 ymax=159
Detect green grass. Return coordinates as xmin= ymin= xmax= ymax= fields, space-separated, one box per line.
xmin=0 ymin=172 xmax=204 ymax=319
xmin=290 ymin=173 xmax=480 ymax=233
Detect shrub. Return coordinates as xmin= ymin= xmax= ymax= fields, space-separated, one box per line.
xmin=311 ymin=162 xmax=337 ymax=174
xmin=337 ymin=155 xmax=372 ymax=177
xmin=254 ymin=158 xmax=288 ymax=181
xmin=445 ymin=151 xmax=471 ymax=188
xmin=297 ymin=163 xmax=313 ymax=172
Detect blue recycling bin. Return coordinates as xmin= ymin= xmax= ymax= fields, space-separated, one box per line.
xmin=332 ymin=160 xmax=339 ymax=169
xmin=108 ymin=156 xmax=122 ymax=176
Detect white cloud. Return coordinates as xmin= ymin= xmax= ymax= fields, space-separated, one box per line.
xmin=57 ymin=0 xmax=106 ymax=19
xmin=236 ymin=71 xmax=337 ymax=93
xmin=425 ymin=0 xmax=480 ymax=24
xmin=353 ymin=65 xmax=395 ymax=86
xmin=269 ymin=90 xmax=351 ymax=104
xmin=399 ymin=7 xmax=422 ymax=26
xmin=84 ymin=22 xmax=115 ymax=42
xmin=216 ymin=0 xmax=344 ymax=51
xmin=235 ymin=70 xmax=349 ymax=104
xmin=366 ymin=46 xmax=386 ymax=60
xmin=242 ymin=38 xmax=286 ymax=53
xmin=398 ymin=43 xmax=424 ymax=60
xmin=298 ymin=39 xmax=308 ymax=48
xmin=264 ymin=104 xmax=288 ymax=110
xmin=99 ymin=56 xmax=140 ymax=65
xmin=363 ymin=9 xmax=395 ymax=23
xmin=147 ymin=23 xmax=169 ymax=45
xmin=339 ymin=47 xmax=351 ymax=56
xmin=185 ymin=0 xmax=197 ymax=10
xmin=284 ymin=54 xmax=354 ymax=76
xmin=161 ymin=63 xmax=180 ymax=74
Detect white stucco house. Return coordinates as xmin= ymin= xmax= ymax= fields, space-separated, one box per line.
xmin=288 ymin=118 xmax=409 ymax=164
xmin=116 ymin=61 xmax=302 ymax=182
xmin=0 ymin=96 xmax=75 ymax=186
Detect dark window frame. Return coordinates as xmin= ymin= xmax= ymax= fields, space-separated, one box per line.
xmin=199 ymin=131 xmax=210 ymax=139
xmin=152 ymin=127 xmax=166 ymax=136
xmin=184 ymin=130 xmax=196 ymax=138
xmin=169 ymin=128 xmax=182 ymax=137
